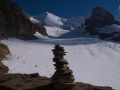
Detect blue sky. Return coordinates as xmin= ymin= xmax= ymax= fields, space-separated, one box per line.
xmin=11 ymin=0 xmax=120 ymax=20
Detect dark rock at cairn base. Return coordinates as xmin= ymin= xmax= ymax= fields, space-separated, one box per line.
xmin=52 ymin=44 xmax=75 ymax=90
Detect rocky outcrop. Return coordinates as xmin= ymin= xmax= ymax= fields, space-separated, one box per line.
xmin=0 ymin=42 xmax=10 ymax=74
xmin=85 ymin=7 xmax=119 ymax=35
xmin=0 ymin=0 xmax=47 ymax=40
xmin=0 ymin=42 xmax=10 ymax=61
xmin=84 ymin=7 xmax=120 ymax=41
xmin=0 ymin=62 xmax=9 ymax=75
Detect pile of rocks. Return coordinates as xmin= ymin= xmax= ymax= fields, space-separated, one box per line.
xmin=51 ymin=44 xmax=75 ymax=90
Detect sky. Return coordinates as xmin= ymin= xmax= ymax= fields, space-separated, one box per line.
xmin=11 ymin=0 xmax=120 ymax=20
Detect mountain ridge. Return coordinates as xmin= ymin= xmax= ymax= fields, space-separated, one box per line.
xmin=34 ymin=12 xmax=66 ymax=27
xmin=33 ymin=7 xmax=120 ymax=41
xmin=34 ymin=11 xmax=90 ymax=30
xmin=0 ymin=0 xmax=48 ymax=40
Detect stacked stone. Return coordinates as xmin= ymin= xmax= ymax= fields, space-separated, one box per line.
xmin=52 ymin=44 xmax=75 ymax=90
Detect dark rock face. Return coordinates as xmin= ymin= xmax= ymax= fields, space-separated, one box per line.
xmin=85 ymin=7 xmax=120 ymax=41
xmin=0 ymin=42 xmax=10 ymax=61
xmin=0 ymin=0 xmax=47 ymax=40
xmin=0 ymin=62 xmax=9 ymax=75
xmin=85 ymin=7 xmax=118 ymax=35
xmin=0 ymin=42 xmax=10 ymax=74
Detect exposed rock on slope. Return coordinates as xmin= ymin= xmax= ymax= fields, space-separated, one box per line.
xmin=85 ymin=7 xmax=120 ymax=40
xmin=0 ymin=42 xmax=10 ymax=74
xmin=0 ymin=0 xmax=47 ymax=40
xmin=0 ymin=62 xmax=9 ymax=75
xmin=85 ymin=7 xmax=120 ymax=41
xmin=0 ymin=42 xmax=10 ymax=61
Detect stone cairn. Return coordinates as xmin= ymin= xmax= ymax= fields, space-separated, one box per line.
xmin=51 ymin=44 xmax=75 ymax=90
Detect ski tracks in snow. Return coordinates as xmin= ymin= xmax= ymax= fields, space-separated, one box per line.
xmin=7 ymin=45 xmax=41 ymax=71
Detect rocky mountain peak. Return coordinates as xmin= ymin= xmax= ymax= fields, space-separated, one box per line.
xmin=85 ymin=7 xmax=119 ymax=35
xmin=92 ymin=7 xmax=115 ymax=25
xmin=0 ymin=0 xmax=27 ymax=17
xmin=34 ymin=12 xmax=65 ymax=27
xmin=84 ymin=7 xmax=120 ymax=41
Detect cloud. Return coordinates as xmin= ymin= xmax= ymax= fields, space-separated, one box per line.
xmin=117 ymin=6 xmax=120 ymax=15
xmin=118 ymin=6 xmax=120 ymax=11
xmin=116 ymin=6 xmax=120 ymax=20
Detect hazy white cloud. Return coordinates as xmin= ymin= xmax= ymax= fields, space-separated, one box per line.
xmin=116 ymin=6 xmax=120 ymax=20
xmin=116 ymin=6 xmax=120 ymax=15
xmin=118 ymin=6 xmax=120 ymax=11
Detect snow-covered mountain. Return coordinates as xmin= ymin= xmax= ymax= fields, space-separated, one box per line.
xmin=62 ymin=15 xmax=90 ymax=30
xmin=33 ymin=8 xmax=120 ymax=41
xmin=34 ymin=12 xmax=89 ymax=30
xmin=34 ymin=12 xmax=66 ymax=27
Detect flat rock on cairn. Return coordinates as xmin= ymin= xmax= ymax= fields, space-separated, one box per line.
xmin=51 ymin=44 xmax=75 ymax=90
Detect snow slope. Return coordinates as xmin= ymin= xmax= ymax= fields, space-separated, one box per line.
xmin=34 ymin=12 xmax=66 ymax=27
xmin=29 ymin=16 xmax=40 ymax=23
xmin=63 ymin=16 xmax=89 ymax=30
xmin=1 ymin=26 xmax=120 ymax=90
xmin=45 ymin=26 xmax=69 ymax=37
xmin=96 ymin=24 xmax=120 ymax=34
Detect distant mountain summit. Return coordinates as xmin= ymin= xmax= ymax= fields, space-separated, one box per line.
xmin=85 ymin=7 xmax=119 ymax=34
xmin=34 ymin=12 xmax=89 ymax=30
xmin=34 ymin=12 xmax=66 ymax=27
xmin=85 ymin=7 xmax=120 ymax=41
